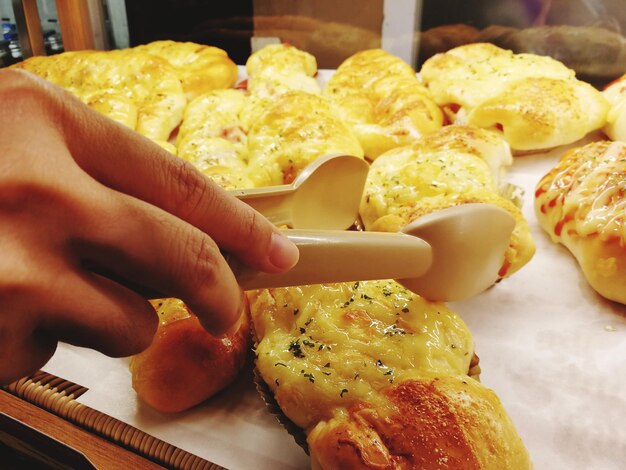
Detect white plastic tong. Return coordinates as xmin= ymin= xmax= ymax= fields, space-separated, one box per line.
xmin=229 ymin=155 xmax=515 ymax=302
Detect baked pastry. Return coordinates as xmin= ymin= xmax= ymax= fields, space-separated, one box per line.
xmin=129 ymin=298 xmax=250 ymax=413
xmin=535 ymin=140 xmax=626 ymax=304
xmin=245 ymin=43 xmax=321 ymax=98
xmin=420 ymin=43 xmax=609 ymax=152
xmin=174 ymin=44 xmax=364 ymax=189
xmin=133 ymin=40 xmax=238 ymax=101
xmin=323 ymin=49 xmax=443 ymax=159
xmin=177 ymin=89 xmax=253 ymax=189
xmin=360 ymin=125 xmax=534 ymax=278
xmin=246 ymin=90 xmax=364 ymax=186
xmin=603 ymin=73 xmax=626 ymax=142
xmin=12 ymin=49 xmax=186 ymax=145
xmin=248 ymin=281 xmax=531 ymax=468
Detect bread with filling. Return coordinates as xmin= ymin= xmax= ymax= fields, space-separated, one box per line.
xmin=535 ymin=140 xmax=626 ymax=304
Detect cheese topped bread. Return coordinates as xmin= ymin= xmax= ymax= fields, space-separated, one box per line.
xmin=133 ymin=40 xmax=238 ymax=101
xmin=535 ymin=140 xmax=626 ymax=304
xmin=324 ymin=49 xmax=443 ymax=159
xmin=248 ymin=281 xmax=531 ymax=469
xmin=420 ymin=43 xmax=609 ymax=152
xmin=360 ymin=125 xmax=534 ymax=278
xmin=176 ymin=44 xmax=364 ymax=189
xmin=246 ymin=90 xmax=364 ymax=186
xmin=13 ymin=49 xmax=186 ymax=146
xmin=245 ymin=43 xmax=321 ymax=98
xmin=177 ymin=89 xmax=253 ymax=189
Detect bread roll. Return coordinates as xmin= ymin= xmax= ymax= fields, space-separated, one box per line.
xmin=477 ymin=24 xmax=626 ymax=87
xmin=133 ymin=40 xmax=238 ymax=101
xmin=420 ymin=43 xmax=609 ymax=152
xmin=535 ymin=140 xmax=626 ymax=304
xmin=308 ymin=374 xmax=530 ymax=469
xmin=177 ymin=89 xmax=253 ymax=189
xmin=245 ymin=43 xmax=321 ymax=98
xmin=248 ymin=281 xmax=530 ymax=468
xmin=246 ymin=90 xmax=364 ymax=186
xmin=360 ymin=125 xmax=534 ymax=279
xmin=130 ymin=298 xmax=250 ymax=413
xmin=13 ymin=49 xmax=186 ymax=143
xmin=323 ymin=49 xmax=443 ymax=159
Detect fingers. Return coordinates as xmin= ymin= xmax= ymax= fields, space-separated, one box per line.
xmin=38 ymin=268 xmax=158 ymax=357
xmin=71 ymin=125 xmax=298 ymax=274
xmin=0 ymin=329 xmax=57 ymax=385
xmin=0 ymin=69 xmax=296 ymax=343
xmin=20 ymin=71 xmax=300 ymax=274
xmin=72 ymin=189 xmax=245 ymax=335
xmin=5 ymin=69 xmax=298 ymax=274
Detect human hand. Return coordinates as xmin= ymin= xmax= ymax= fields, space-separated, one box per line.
xmin=0 ymin=69 xmax=298 ymax=384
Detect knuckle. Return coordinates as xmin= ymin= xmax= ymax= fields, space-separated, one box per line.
xmin=0 ymin=69 xmax=61 ymax=115
xmin=176 ymin=231 xmax=222 ymax=293
xmin=241 ymin=207 xmax=260 ymax=241
xmin=192 ymin=235 xmax=221 ymax=283
xmin=170 ymin=158 xmax=214 ymax=219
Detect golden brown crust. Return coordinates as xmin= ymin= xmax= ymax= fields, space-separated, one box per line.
xmin=129 ymin=299 xmax=250 ymax=413
xmin=324 ymin=49 xmax=443 ymax=159
xmin=477 ymin=24 xmax=626 ymax=86
xmin=12 ymin=49 xmax=186 ymax=142
xmin=134 ymin=40 xmax=238 ymax=101
xmin=420 ymin=43 xmax=608 ymax=151
xmin=359 ymin=125 xmax=534 ymax=279
xmin=249 ymin=282 xmax=530 ymax=468
xmin=308 ymin=376 xmax=531 ymax=469
xmin=246 ymin=90 xmax=364 ymax=186
xmin=535 ymin=140 xmax=626 ymax=304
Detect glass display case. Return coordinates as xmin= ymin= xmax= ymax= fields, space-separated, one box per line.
xmin=3 ymin=2 xmax=626 ymax=469
xmin=5 ymin=0 xmax=626 ymax=85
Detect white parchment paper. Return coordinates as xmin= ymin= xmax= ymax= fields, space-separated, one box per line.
xmin=43 ymin=134 xmax=626 ymax=469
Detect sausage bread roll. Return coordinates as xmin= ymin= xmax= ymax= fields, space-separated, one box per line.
xmin=13 ymin=49 xmax=186 ymax=146
xmin=535 ymin=140 xmax=626 ymax=304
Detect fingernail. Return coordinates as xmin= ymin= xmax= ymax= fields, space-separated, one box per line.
xmin=269 ymin=232 xmax=299 ymax=271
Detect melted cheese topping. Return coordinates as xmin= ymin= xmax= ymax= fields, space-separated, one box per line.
xmin=420 ymin=43 xmax=608 ymax=151
xmin=420 ymin=43 xmax=574 ymax=109
xmin=13 ymin=49 xmax=186 ymax=142
xmin=469 ymin=77 xmax=609 ymax=151
xmin=360 ymin=125 xmax=534 ymax=278
xmin=177 ymin=89 xmax=252 ymax=189
xmin=134 ymin=40 xmax=238 ymax=102
xmin=535 ymin=140 xmax=626 ymax=242
xmin=245 ymin=43 xmax=320 ymax=98
xmin=323 ymin=49 xmax=443 ymax=159
xmin=173 ymin=44 xmax=363 ymax=189
xmin=246 ymin=90 xmax=364 ymax=186
xmin=248 ymin=281 xmax=474 ymax=430
xmin=603 ymin=74 xmax=626 ymax=142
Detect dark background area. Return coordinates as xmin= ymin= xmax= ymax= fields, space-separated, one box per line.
xmin=125 ymin=0 xmax=254 ymax=64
